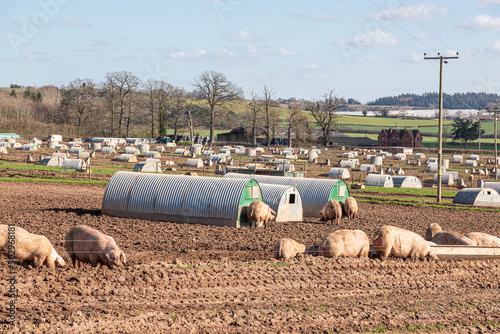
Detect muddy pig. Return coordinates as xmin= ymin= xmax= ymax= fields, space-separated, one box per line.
xmin=247 ymin=200 xmax=276 ymax=228
xmin=273 ymin=238 xmax=306 ymax=260
xmin=318 ymin=229 xmax=369 ymax=258
xmin=424 ymin=223 xmax=475 ymax=245
xmin=319 ymin=200 xmax=342 ymax=224
xmin=0 ymin=224 xmax=65 ymax=268
xmin=341 ymin=197 xmax=358 ymax=220
xmin=65 ymin=225 xmax=126 ymax=269
xmin=465 ymin=232 xmax=500 ymax=247
xmin=372 ymin=225 xmax=437 ymax=260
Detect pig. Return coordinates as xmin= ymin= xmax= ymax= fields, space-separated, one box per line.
xmin=318 ymin=230 xmax=370 ymax=258
xmin=273 ymin=238 xmax=306 ymax=260
xmin=341 ymin=196 xmax=358 ymax=220
xmin=247 ymin=200 xmax=276 ymax=228
xmin=0 ymin=225 xmax=65 ymax=269
xmin=372 ymin=225 xmax=437 ymax=260
xmin=424 ymin=223 xmax=475 ymax=245
xmin=464 ymin=232 xmax=500 ymax=247
xmin=319 ymin=200 xmax=342 ymax=224
xmin=65 ymin=225 xmax=126 ymax=269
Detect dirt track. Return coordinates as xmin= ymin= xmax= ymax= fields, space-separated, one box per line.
xmin=1 ymin=181 xmax=500 ymax=333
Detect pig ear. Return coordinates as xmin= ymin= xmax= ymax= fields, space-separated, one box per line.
xmin=106 ymin=250 xmax=117 ymax=262
xmin=120 ymin=252 xmax=126 ymax=265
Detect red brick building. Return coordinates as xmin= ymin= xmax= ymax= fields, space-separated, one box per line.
xmin=378 ymin=128 xmax=422 ymax=147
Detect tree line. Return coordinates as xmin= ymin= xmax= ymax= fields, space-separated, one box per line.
xmin=368 ymin=92 xmax=500 ymax=110
xmin=1 ymin=71 xmax=349 ymax=146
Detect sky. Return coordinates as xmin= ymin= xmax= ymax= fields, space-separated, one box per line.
xmin=2 ymin=0 xmax=500 ymax=104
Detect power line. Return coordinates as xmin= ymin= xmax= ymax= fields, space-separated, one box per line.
xmin=337 ymin=0 xmax=420 ymax=53
xmin=395 ymin=0 xmax=456 ymax=51
xmin=459 ymin=58 xmax=492 ymax=108
xmin=367 ymin=0 xmax=433 ymax=52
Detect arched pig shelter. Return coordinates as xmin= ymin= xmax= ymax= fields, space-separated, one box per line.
xmin=102 ymin=171 xmax=262 ymax=227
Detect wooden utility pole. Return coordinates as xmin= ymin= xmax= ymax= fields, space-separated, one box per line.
xmin=486 ymin=107 xmax=499 ymax=179
xmin=424 ymin=52 xmax=459 ymax=202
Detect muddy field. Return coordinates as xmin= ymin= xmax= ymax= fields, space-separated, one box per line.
xmin=0 ymin=181 xmax=499 ymax=333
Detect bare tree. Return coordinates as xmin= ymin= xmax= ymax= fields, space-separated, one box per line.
xmin=262 ymin=85 xmax=280 ymax=147
xmin=309 ymin=89 xmax=346 ymax=146
xmin=247 ymin=89 xmax=262 ymax=147
xmin=62 ymin=78 xmax=95 ymax=127
xmin=192 ymin=71 xmax=243 ymax=143
xmin=178 ymin=91 xmax=208 ymax=142
xmin=105 ymin=71 xmax=140 ymax=137
xmin=286 ymin=101 xmax=304 ymax=148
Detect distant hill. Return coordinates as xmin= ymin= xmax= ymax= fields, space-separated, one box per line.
xmin=367 ymin=92 xmax=500 ymax=110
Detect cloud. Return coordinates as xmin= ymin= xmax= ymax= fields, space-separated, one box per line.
xmin=166 ymin=45 xmax=297 ymax=61
xmin=169 ymin=50 xmax=207 ymax=60
xmin=463 ymin=14 xmax=500 ymax=31
xmin=477 ymin=0 xmax=500 ymax=7
xmin=305 ymin=63 xmax=321 ymax=70
xmin=368 ymin=4 xmax=448 ymax=21
xmin=53 ymin=18 xmax=90 ymax=27
xmin=224 ymin=30 xmax=254 ymax=41
xmin=353 ymin=29 xmax=400 ymax=48
xmin=24 ymin=51 xmax=55 ymax=61
xmin=91 ymin=39 xmax=109 ymax=47
xmin=290 ymin=13 xmax=335 ymax=22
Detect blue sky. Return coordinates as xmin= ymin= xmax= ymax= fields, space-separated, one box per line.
xmin=2 ymin=0 xmax=500 ymax=103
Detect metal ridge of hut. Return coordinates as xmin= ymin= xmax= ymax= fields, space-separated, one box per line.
xmin=222 ymin=173 xmax=349 ymax=217
xmin=102 ymin=171 xmax=262 ymax=227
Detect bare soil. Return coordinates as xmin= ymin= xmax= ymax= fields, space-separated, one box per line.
xmin=1 ymin=181 xmax=500 ymax=333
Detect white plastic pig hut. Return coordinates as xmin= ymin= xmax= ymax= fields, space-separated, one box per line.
xmin=453 ymin=188 xmax=500 ymax=207
xmin=258 ymin=184 xmax=303 ymax=222
xmin=102 ymin=172 xmax=263 ymax=227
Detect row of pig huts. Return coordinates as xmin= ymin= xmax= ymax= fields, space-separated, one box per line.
xmin=102 ymin=172 xmax=350 ymax=227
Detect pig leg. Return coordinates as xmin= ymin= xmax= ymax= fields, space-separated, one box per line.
xmin=89 ymin=254 xmax=99 ymax=267
xmin=69 ymin=253 xmax=77 ymax=268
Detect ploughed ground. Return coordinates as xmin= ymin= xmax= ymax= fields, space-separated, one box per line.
xmin=1 ymin=182 xmax=500 ymax=333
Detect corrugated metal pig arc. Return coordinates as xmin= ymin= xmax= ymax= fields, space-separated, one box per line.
xmin=128 ymin=173 xmax=167 ymax=214
xmin=102 ymin=171 xmax=140 ymax=213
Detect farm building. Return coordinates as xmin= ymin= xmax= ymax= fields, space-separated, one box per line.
xmin=340 ymin=160 xmax=356 ymax=168
xmin=69 ymin=146 xmax=84 ymax=154
xmin=145 ymin=151 xmax=161 ymax=159
xmin=259 ymin=184 xmax=303 ymax=222
xmin=101 ymin=147 xmax=115 ymax=154
xmin=0 ymin=147 xmax=7 ymax=154
xmin=465 ymin=160 xmax=477 ymax=167
xmin=415 ymin=153 xmax=426 ymax=158
xmin=378 ymin=128 xmax=422 ymax=147
xmin=186 ymin=159 xmax=204 ymax=168
xmin=392 ymin=176 xmax=422 ymax=188
xmin=203 ymin=150 xmax=214 ymax=156
xmin=12 ymin=143 xmax=22 ymax=148
xmin=156 ymin=146 xmax=165 ymax=152
xmin=223 ymin=173 xmax=349 ymax=218
xmin=139 ymin=144 xmax=150 ymax=153
xmin=365 ymin=174 xmax=394 ymax=188
xmin=61 ymin=158 xmax=87 ymax=171
xmin=299 ymin=149 xmax=308 ymax=155
xmin=328 ymin=168 xmax=350 ymax=179
xmin=124 ymin=147 xmax=140 ymax=155
xmin=371 ymin=156 xmax=383 ymax=165
xmin=133 ymin=161 xmax=162 ymax=173
xmin=39 ymin=156 xmax=64 ymax=167
xmin=118 ymin=154 xmax=138 ymax=163
xmin=483 ymin=182 xmax=500 ymax=194
xmin=21 ymin=144 xmax=37 ymax=151
xmin=174 ymin=148 xmax=187 ymax=155
xmin=360 ymin=164 xmax=376 ymax=173
xmin=433 ymin=173 xmax=454 ymax=185
xmin=469 ymin=155 xmax=480 ymax=160
xmin=452 ymin=155 xmax=463 ymax=163
xmin=102 ymin=172 xmax=263 ymax=227
xmin=453 ymin=188 xmax=500 ymax=207
xmin=0 ymin=133 xmax=20 ymax=139
xmin=394 ymin=153 xmax=406 ymax=160
xmin=166 ymin=142 xmax=176 ymax=148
